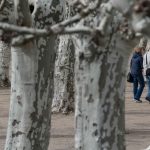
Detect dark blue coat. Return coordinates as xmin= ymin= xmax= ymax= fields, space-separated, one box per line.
xmin=131 ymin=52 xmax=143 ymax=75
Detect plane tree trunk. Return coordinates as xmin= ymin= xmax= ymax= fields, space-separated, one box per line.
xmin=52 ymin=1 xmax=75 ymax=114
xmin=4 ymin=0 xmax=65 ymax=150
xmin=52 ymin=36 xmax=75 ymax=113
xmin=73 ymin=2 xmax=137 ymax=149
xmin=0 ymin=41 xmax=11 ymax=87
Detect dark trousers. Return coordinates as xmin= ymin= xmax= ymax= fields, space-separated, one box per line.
xmin=133 ymin=74 xmax=145 ymax=100
xmin=146 ymin=76 xmax=150 ymax=98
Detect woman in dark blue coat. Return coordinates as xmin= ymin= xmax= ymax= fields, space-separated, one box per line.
xmin=131 ymin=46 xmax=145 ymax=103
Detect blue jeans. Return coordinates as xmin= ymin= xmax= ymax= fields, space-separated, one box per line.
xmin=146 ymin=76 xmax=150 ymax=98
xmin=133 ymin=74 xmax=145 ymax=100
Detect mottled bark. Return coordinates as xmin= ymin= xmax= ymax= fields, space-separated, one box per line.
xmin=5 ymin=42 xmax=38 ymax=150
xmin=0 ymin=0 xmax=14 ymax=24
xmin=0 ymin=0 xmax=13 ymax=87
xmin=52 ymin=35 xmax=75 ymax=113
xmin=74 ymin=2 xmax=136 ymax=150
xmin=0 ymin=41 xmax=11 ymax=87
xmin=5 ymin=0 xmax=65 ymax=150
xmin=52 ymin=1 xmax=75 ymax=113
xmin=4 ymin=0 xmax=34 ymax=149
xmin=28 ymin=0 xmax=65 ymax=149
xmin=2 ymin=0 xmax=149 ymax=149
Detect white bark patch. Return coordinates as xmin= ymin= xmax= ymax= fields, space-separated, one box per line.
xmin=110 ymin=0 xmax=134 ymax=14
xmin=5 ymin=43 xmax=37 ymax=150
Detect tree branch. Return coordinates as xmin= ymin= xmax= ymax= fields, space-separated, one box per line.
xmin=0 ymin=22 xmax=96 ymax=36
xmin=0 ymin=0 xmax=103 ymax=45
xmin=49 ymin=0 xmax=102 ymax=29
xmin=0 ymin=0 xmax=5 ymax=11
xmin=10 ymin=26 xmax=95 ymax=45
xmin=11 ymin=34 xmax=34 ymax=46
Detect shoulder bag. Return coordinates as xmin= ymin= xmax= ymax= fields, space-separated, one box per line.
xmin=146 ymin=54 xmax=150 ymax=76
xmin=127 ymin=59 xmax=133 ymax=83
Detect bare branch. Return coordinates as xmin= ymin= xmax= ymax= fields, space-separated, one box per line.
xmin=0 ymin=22 xmax=95 ymax=37
xmin=0 ymin=0 xmax=103 ymax=45
xmin=49 ymin=0 xmax=102 ymax=29
xmin=97 ymin=3 xmax=113 ymax=35
xmin=0 ymin=0 xmax=5 ymax=11
xmin=11 ymin=34 xmax=34 ymax=46
xmin=10 ymin=26 xmax=95 ymax=46
xmin=0 ymin=22 xmax=49 ymax=36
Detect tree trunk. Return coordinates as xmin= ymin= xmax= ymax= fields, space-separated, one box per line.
xmin=2 ymin=0 xmax=145 ymax=149
xmin=74 ymin=38 xmax=129 ymax=150
xmin=73 ymin=2 xmax=137 ymax=149
xmin=0 ymin=0 xmax=14 ymax=88
xmin=5 ymin=42 xmax=38 ymax=150
xmin=52 ymin=1 xmax=75 ymax=114
xmin=0 ymin=41 xmax=11 ymax=87
xmin=5 ymin=0 xmax=65 ymax=150
xmin=52 ymin=35 xmax=75 ymax=113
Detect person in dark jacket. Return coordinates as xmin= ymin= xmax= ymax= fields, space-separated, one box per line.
xmin=130 ymin=46 xmax=145 ymax=103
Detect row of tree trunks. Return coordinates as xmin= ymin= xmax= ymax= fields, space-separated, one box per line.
xmin=74 ymin=37 xmax=135 ymax=149
xmin=5 ymin=0 xmax=65 ymax=150
xmin=2 ymin=0 xmax=149 ymax=150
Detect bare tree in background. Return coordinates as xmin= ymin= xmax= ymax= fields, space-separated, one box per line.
xmin=0 ymin=41 xmax=11 ymax=87
xmin=0 ymin=0 xmax=13 ymax=88
xmin=52 ymin=0 xmax=75 ymax=114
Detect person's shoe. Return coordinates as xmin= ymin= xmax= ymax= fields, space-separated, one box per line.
xmin=145 ymin=97 xmax=150 ymax=103
xmin=133 ymin=99 xmax=142 ymax=103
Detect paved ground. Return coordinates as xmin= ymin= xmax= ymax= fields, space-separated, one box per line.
xmin=125 ymin=83 xmax=150 ymax=150
xmin=0 ymin=83 xmax=150 ymax=150
xmin=0 ymin=88 xmax=74 ymax=150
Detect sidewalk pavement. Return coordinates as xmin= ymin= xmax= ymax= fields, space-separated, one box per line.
xmin=0 ymin=84 xmax=150 ymax=150
xmin=125 ymin=83 xmax=150 ymax=150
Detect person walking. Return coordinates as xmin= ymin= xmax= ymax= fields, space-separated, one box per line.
xmin=130 ymin=46 xmax=145 ymax=103
xmin=143 ymin=46 xmax=150 ymax=102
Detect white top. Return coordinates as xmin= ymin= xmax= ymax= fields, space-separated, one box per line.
xmin=143 ymin=51 xmax=150 ymax=75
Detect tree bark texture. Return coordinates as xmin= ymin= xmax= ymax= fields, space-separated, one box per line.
xmin=52 ymin=1 xmax=75 ymax=113
xmin=2 ymin=0 xmax=146 ymax=149
xmin=0 ymin=41 xmax=11 ymax=87
xmin=0 ymin=0 xmax=13 ymax=87
xmin=5 ymin=0 xmax=65 ymax=150
xmin=0 ymin=0 xmax=14 ymax=87
xmin=52 ymin=35 xmax=75 ymax=113
xmin=73 ymin=2 xmax=136 ymax=150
